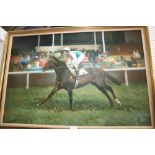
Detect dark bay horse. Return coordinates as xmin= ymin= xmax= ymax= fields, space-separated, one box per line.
xmin=38 ymin=56 xmax=121 ymax=110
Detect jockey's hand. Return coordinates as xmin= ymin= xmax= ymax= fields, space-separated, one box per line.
xmin=70 ymin=64 xmax=74 ymax=69
xmin=67 ymin=63 xmax=74 ymax=69
xmin=69 ymin=62 xmax=75 ymax=69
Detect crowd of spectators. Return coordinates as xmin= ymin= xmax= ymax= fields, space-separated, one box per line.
xmin=9 ymin=48 xmax=106 ymax=71
xmin=9 ymin=51 xmax=49 ymax=71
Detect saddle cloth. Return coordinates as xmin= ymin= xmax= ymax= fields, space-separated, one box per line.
xmin=68 ymin=67 xmax=88 ymax=88
xmin=67 ymin=66 xmax=88 ymax=88
xmin=68 ymin=66 xmax=88 ymax=77
xmin=78 ymin=68 xmax=88 ymax=76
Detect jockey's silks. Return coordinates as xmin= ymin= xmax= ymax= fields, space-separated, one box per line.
xmin=68 ymin=51 xmax=82 ymax=60
xmin=68 ymin=53 xmax=73 ymax=60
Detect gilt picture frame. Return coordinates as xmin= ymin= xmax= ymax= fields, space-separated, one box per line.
xmin=0 ymin=26 xmax=154 ymax=128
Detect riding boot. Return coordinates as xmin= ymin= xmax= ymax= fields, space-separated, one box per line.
xmin=75 ymin=68 xmax=79 ymax=80
xmin=74 ymin=68 xmax=79 ymax=88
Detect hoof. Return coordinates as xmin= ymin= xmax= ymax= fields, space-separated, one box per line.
xmin=37 ymin=103 xmax=40 ymax=106
xmin=115 ymin=98 xmax=122 ymax=106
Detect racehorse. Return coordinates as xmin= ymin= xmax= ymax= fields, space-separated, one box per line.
xmin=38 ymin=56 xmax=121 ymax=110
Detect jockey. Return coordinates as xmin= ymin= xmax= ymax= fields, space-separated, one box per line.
xmin=62 ymin=47 xmax=85 ymax=77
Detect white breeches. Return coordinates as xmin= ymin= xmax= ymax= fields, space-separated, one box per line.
xmin=69 ymin=54 xmax=84 ymax=69
xmin=74 ymin=54 xmax=84 ymax=69
xmin=76 ymin=54 xmax=85 ymax=65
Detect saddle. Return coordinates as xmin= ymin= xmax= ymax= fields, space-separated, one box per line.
xmin=68 ymin=67 xmax=88 ymax=77
xmin=68 ymin=67 xmax=88 ymax=88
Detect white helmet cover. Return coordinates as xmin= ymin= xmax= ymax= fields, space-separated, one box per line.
xmin=62 ymin=47 xmax=70 ymax=52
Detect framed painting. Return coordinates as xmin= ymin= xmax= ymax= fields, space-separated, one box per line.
xmin=0 ymin=26 xmax=154 ymax=128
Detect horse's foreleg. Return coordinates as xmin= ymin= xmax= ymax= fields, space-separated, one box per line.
xmin=37 ymin=86 xmax=60 ymax=106
xmin=68 ymin=89 xmax=73 ymax=111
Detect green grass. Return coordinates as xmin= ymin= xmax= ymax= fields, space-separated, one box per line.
xmin=3 ymin=83 xmax=151 ymax=126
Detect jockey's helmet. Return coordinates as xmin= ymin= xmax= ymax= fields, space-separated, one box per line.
xmin=62 ymin=47 xmax=70 ymax=52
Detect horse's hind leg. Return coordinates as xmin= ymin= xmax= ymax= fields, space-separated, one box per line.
xmin=104 ymin=84 xmax=121 ymax=106
xmin=91 ymin=83 xmax=114 ymax=107
xmin=99 ymin=87 xmax=114 ymax=107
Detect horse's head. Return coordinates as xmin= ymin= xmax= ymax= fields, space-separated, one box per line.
xmin=42 ymin=56 xmax=56 ymax=71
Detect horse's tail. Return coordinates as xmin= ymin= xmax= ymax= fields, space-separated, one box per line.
xmin=104 ymin=71 xmax=121 ymax=85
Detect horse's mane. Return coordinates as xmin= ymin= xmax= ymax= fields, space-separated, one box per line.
xmin=50 ymin=56 xmax=68 ymax=68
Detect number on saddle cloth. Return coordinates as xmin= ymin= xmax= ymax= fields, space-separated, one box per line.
xmin=78 ymin=68 xmax=88 ymax=76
